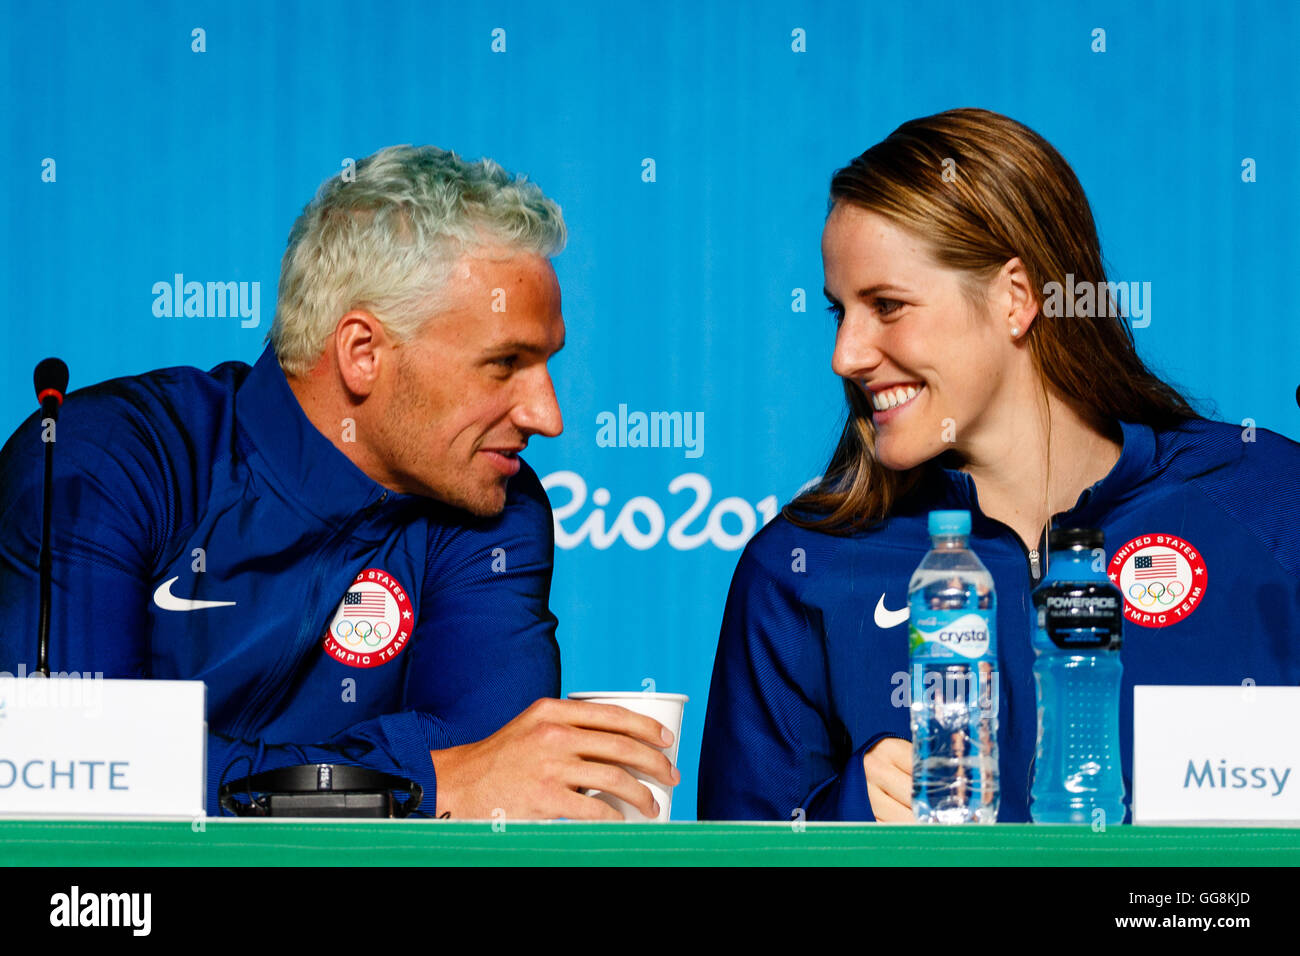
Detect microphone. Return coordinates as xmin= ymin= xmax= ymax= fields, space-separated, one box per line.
xmin=34 ymin=357 xmax=69 ymax=422
xmin=33 ymin=357 xmax=69 ymax=678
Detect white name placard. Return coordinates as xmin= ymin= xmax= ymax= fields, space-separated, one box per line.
xmin=1133 ymin=685 xmax=1300 ymax=825
xmin=0 ymin=678 xmax=205 ymax=817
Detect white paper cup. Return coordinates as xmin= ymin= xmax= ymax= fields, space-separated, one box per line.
xmin=566 ymin=691 xmax=688 ymax=822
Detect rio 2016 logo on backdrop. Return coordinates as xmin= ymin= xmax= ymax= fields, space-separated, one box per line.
xmin=543 ymin=472 xmax=778 ymax=551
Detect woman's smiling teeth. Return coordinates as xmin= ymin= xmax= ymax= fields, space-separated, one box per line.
xmin=870 ymin=383 xmax=923 ymax=412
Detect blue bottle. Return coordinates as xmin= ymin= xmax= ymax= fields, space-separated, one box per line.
xmin=1029 ymin=527 xmax=1126 ymax=825
xmin=908 ymin=510 xmax=998 ymax=823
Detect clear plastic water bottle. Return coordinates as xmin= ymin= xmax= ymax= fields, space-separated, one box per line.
xmin=908 ymin=510 xmax=998 ymax=823
xmin=1029 ymin=527 xmax=1126 ymax=825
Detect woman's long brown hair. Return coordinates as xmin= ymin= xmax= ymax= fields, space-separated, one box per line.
xmin=787 ymin=108 xmax=1200 ymax=535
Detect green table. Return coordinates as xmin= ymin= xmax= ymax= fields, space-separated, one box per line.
xmin=3 ymin=820 xmax=1299 ymax=866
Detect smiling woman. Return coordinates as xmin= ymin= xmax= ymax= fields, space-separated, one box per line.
xmin=698 ymin=108 xmax=1300 ymax=824
xmin=802 ymin=108 xmax=1196 ymax=536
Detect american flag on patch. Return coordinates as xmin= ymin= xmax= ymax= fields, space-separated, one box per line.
xmin=343 ymin=590 xmax=387 ymax=617
xmin=1134 ymin=553 xmax=1179 ymax=580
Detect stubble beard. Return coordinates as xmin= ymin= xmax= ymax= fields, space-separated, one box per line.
xmin=387 ymin=356 xmax=508 ymax=518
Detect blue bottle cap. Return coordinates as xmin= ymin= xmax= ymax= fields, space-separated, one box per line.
xmin=928 ymin=510 xmax=971 ymax=535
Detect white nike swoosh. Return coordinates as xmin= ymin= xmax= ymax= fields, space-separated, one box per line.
xmin=874 ymin=594 xmax=909 ymax=629
xmin=153 ymin=576 xmax=237 ymax=611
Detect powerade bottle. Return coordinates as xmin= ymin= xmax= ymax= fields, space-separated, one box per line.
xmin=908 ymin=510 xmax=998 ymax=823
xmin=1029 ymin=527 xmax=1126 ymax=825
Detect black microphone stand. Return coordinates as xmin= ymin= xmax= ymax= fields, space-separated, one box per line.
xmin=34 ymin=357 xmax=69 ymax=678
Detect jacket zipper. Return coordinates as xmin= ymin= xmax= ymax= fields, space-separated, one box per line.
xmin=974 ymin=512 xmax=1051 ymax=583
xmin=955 ymin=474 xmax=1053 ymax=583
xmin=230 ymin=493 xmax=389 ymax=739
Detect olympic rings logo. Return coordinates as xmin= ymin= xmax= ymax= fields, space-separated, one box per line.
xmin=1126 ymin=580 xmax=1185 ymax=606
xmin=333 ymin=619 xmax=393 ymax=647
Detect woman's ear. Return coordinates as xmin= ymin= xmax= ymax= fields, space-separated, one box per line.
xmin=999 ymin=258 xmax=1039 ymax=339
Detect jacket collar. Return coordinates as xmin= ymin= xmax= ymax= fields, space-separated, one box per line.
xmin=234 ymin=344 xmax=410 ymax=523
xmin=929 ymin=419 xmax=1156 ymax=525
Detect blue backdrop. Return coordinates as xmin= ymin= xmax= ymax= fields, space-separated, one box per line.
xmin=4 ymin=0 xmax=1297 ymax=819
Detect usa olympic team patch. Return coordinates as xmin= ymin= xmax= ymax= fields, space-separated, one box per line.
xmin=1107 ymin=533 xmax=1208 ymax=629
xmin=321 ymin=568 xmax=413 ymax=668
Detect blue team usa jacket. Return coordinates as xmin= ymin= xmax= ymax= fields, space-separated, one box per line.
xmin=0 ymin=346 xmax=559 ymax=815
xmin=699 ymin=418 xmax=1300 ymax=821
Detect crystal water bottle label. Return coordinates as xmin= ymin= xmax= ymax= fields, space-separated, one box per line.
xmin=909 ymin=608 xmax=998 ymax=719
xmin=909 ymin=610 xmax=994 ymax=660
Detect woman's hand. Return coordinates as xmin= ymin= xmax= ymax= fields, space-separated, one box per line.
xmin=863 ymin=736 xmax=914 ymax=822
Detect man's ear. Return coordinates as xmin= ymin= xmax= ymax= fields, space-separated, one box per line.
xmin=334 ymin=310 xmax=389 ymax=398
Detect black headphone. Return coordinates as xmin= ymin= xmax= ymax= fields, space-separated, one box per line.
xmin=219 ymin=763 xmax=423 ymax=818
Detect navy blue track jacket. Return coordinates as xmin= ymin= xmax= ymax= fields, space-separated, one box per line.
xmin=0 ymin=345 xmax=559 ymax=814
xmin=699 ymin=417 xmax=1300 ymax=821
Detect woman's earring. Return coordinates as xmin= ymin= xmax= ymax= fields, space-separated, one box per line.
xmin=1010 ymin=325 xmax=1021 ymax=338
